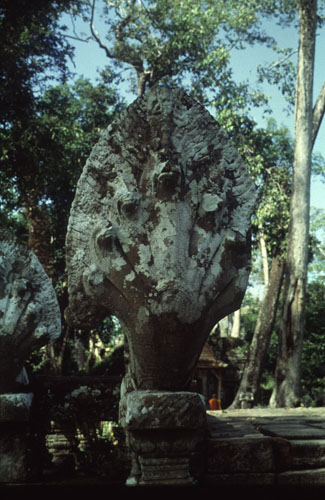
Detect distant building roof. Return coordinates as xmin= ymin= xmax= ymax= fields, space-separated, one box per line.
xmin=196 ymin=343 xmax=228 ymax=370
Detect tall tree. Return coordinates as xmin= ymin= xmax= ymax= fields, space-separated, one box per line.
xmin=270 ymin=0 xmax=317 ymax=407
xmin=1 ymin=76 xmax=123 ymax=374
xmin=0 ymin=0 xmax=75 ymax=273
xmin=228 ymin=121 xmax=293 ymax=409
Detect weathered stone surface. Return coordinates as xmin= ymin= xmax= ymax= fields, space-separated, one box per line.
xmin=123 ymin=390 xmax=207 ymax=486
xmin=291 ymin=440 xmax=325 ymax=469
xmin=66 ymin=85 xmax=256 ymax=392
xmin=138 ymin=456 xmax=195 ymax=486
xmin=207 ymin=436 xmax=275 ymax=473
xmin=278 ymin=468 xmax=325 ymax=485
xmin=0 ymin=431 xmax=31 ymax=483
xmin=0 ymin=393 xmax=33 ymax=422
xmin=205 ymin=408 xmax=325 ymax=486
xmin=257 ymin=422 xmax=325 ymax=440
xmin=0 ymin=230 xmax=61 ymax=392
xmin=123 ymin=391 xmax=206 ymax=430
xmin=204 ymin=472 xmax=276 ymax=486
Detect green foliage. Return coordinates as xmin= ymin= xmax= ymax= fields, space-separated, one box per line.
xmin=34 ymin=78 xmax=124 ymax=279
xmin=1 ymin=75 xmax=123 ymax=278
xmin=0 ymin=0 xmax=74 ymax=126
xmin=241 ymin=281 xmax=325 ymax=407
xmin=42 ymin=383 xmax=127 ymax=480
xmin=240 ymin=292 xmax=261 ymax=343
xmin=309 ymin=209 xmax=325 ymax=281
xmin=215 ymin=113 xmax=293 ymax=259
xmin=301 ymin=280 xmax=325 ymax=406
xmin=0 ymin=0 xmax=76 ymax=239
xmin=73 ymin=0 xmax=294 ymax=101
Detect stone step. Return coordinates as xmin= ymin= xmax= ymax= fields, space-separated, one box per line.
xmin=290 ymin=440 xmax=325 ymax=470
xmin=207 ymin=436 xmax=325 ymax=475
xmin=207 ymin=436 xmax=275 ymax=474
xmin=204 ymin=469 xmax=325 ymax=486
xmin=278 ymin=468 xmax=325 ymax=486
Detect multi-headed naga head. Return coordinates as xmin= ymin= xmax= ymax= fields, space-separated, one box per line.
xmin=65 ymin=85 xmax=256 ymax=391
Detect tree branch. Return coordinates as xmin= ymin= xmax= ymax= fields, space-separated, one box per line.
xmin=89 ymin=0 xmax=114 ymax=59
xmin=61 ymin=33 xmax=92 ymax=43
xmin=312 ymin=81 xmax=325 ymax=148
xmin=267 ymin=49 xmax=298 ymax=70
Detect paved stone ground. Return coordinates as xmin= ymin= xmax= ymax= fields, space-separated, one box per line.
xmin=207 ymin=407 xmax=325 ymax=439
xmin=205 ymin=407 xmax=325 ymax=488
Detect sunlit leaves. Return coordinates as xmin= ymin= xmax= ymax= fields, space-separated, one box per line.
xmin=73 ymin=0 xmax=296 ymax=100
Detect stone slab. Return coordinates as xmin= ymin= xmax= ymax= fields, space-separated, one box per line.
xmin=207 ymin=408 xmax=325 ymax=441
xmin=204 ymin=472 xmax=276 ymax=485
xmin=207 ymin=413 xmax=260 ymax=438
xmin=278 ymin=468 xmax=325 ymax=485
xmin=290 ymin=440 xmax=325 ymax=469
xmin=256 ymin=423 xmax=325 ymax=440
xmin=207 ymin=436 xmax=274 ymax=473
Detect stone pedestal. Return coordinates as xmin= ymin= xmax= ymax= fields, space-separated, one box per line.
xmin=121 ymin=391 xmax=207 ymax=486
xmin=0 ymin=393 xmax=33 ymax=483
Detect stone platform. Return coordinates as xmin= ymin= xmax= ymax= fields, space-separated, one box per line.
xmin=205 ymin=407 xmax=325 ymax=487
xmin=1 ymin=407 xmax=325 ymax=493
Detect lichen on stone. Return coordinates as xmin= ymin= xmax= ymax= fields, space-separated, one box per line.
xmin=66 ymin=85 xmax=256 ymax=391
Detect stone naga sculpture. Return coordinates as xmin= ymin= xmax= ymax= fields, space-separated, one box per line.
xmin=66 ymin=85 xmax=256 ymax=485
xmin=0 ymin=230 xmax=61 ymax=483
xmin=65 ymin=84 xmax=256 ymax=393
xmin=0 ymin=230 xmax=61 ymax=392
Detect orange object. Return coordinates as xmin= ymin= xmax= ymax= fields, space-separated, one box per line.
xmin=208 ymin=396 xmax=221 ymax=410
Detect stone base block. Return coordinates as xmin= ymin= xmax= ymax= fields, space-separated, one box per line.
xmin=122 ymin=391 xmax=207 ymax=487
xmin=139 ymin=456 xmax=195 ymax=486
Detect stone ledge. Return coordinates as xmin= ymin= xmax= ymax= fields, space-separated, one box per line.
xmin=290 ymin=440 xmax=325 ymax=469
xmin=204 ymin=472 xmax=276 ymax=485
xmin=278 ymin=468 xmax=325 ymax=485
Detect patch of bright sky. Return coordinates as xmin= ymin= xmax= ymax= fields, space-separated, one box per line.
xmin=65 ymin=12 xmax=324 ymax=213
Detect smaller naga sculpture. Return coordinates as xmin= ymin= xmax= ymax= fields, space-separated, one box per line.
xmin=65 ymin=85 xmax=256 ymax=485
xmin=0 ymin=230 xmax=61 ymax=482
xmin=0 ymin=230 xmax=61 ymax=392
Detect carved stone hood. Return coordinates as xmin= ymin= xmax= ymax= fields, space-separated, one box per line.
xmin=65 ymin=85 xmax=256 ymax=390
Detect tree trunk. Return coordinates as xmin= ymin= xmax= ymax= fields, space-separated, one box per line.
xmin=230 ymin=254 xmax=284 ymax=409
xmin=312 ymin=81 xmax=325 ymax=147
xmin=230 ymin=309 xmax=241 ymax=338
xmin=22 ymin=186 xmax=54 ymax=278
xmin=137 ymin=70 xmax=150 ymax=97
xmin=259 ymin=225 xmax=269 ymax=287
xmin=269 ymin=0 xmax=316 ymax=408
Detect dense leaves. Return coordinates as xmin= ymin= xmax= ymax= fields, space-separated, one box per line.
xmin=301 ymin=281 xmax=325 ymax=406
xmin=72 ymin=0 xmax=294 ymax=101
xmin=0 ymin=0 xmax=74 ymax=125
